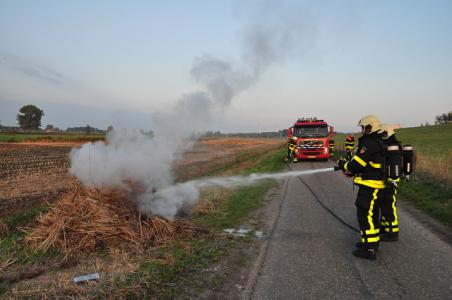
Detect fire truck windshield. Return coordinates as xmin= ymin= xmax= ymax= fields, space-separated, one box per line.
xmin=293 ymin=125 xmax=329 ymax=138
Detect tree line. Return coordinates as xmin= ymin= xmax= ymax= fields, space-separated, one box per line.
xmin=435 ymin=111 xmax=452 ymax=125
xmin=0 ymin=104 xmax=107 ymax=133
xmin=2 ymin=104 xmax=451 ymax=133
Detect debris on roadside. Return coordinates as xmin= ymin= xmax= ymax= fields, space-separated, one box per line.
xmin=73 ymin=272 xmax=100 ymax=284
xmin=223 ymin=228 xmax=265 ymax=239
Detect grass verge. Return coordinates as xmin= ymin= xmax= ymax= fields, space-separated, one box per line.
xmin=1 ymin=146 xmax=288 ymax=297
xmin=0 ymin=133 xmax=105 ymax=143
xmin=398 ymin=173 xmax=452 ymax=227
xmin=5 ymin=205 xmax=49 ymax=232
xmin=99 ymin=147 xmax=287 ymax=298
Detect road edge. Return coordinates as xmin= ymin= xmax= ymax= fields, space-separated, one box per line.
xmin=398 ymin=199 xmax=452 ymax=246
xmin=241 ymin=177 xmax=290 ymax=299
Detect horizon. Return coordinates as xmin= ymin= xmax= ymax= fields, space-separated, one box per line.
xmin=1 ymin=0 xmax=451 ymax=133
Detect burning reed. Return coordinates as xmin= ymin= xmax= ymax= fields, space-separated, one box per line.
xmin=25 ymin=183 xmax=196 ymax=255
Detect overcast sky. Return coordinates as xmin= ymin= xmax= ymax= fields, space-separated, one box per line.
xmin=0 ymin=0 xmax=451 ymax=132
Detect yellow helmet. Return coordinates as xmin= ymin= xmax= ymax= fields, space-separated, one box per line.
xmin=357 ymin=115 xmax=381 ymax=133
xmin=379 ymin=124 xmax=396 ymax=139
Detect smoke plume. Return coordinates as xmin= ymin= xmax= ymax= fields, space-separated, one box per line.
xmin=70 ymin=2 xmax=310 ymax=218
xmin=140 ymin=168 xmax=334 ymax=218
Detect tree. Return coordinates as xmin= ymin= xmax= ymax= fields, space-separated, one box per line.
xmin=107 ymin=125 xmax=114 ymax=133
xmin=45 ymin=124 xmax=54 ymax=132
xmin=85 ymin=125 xmax=91 ymax=134
xmin=435 ymin=111 xmax=452 ymax=125
xmin=17 ymin=105 xmax=44 ymax=130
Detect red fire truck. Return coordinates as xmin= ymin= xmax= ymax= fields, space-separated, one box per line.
xmin=288 ymin=117 xmax=335 ymax=160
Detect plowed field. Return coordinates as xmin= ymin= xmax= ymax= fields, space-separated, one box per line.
xmin=0 ymin=138 xmax=283 ymax=217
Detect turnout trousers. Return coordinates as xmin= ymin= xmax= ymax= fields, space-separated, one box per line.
xmin=355 ymin=185 xmax=383 ymax=250
xmin=380 ymin=186 xmax=399 ymax=236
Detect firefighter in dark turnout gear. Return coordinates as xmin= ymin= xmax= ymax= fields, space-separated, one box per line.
xmin=378 ymin=124 xmax=401 ymax=241
xmin=329 ymin=139 xmax=335 ymax=156
xmin=337 ymin=115 xmax=385 ymax=260
xmin=345 ymin=134 xmax=355 ymax=161
xmin=285 ymin=136 xmax=298 ymax=163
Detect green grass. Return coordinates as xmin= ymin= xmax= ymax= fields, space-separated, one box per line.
xmin=395 ymin=123 xmax=452 ymax=157
xmin=198 ymin=148 xmax=286 ymax=229
xmin=334 ymin=124 xmax=452 ymax=227
xmin=105 ymin=237 xmax=234 ymax=299
xmin=333 ymin=123 xmax=452 ymax=158
xmin=6 ymin=205 xmax=49 ymax=231
xmin=398 ymin=174 xmax=452 ymax=227
xmin=207 ymin=145 xmax=285 ymax=177
xmin=199 ymin=181 xmax=277 ymax=229
xmin=242 ymin=147 xmax=286 ymax=174
xmin=0 ymin=232 xmax=54 ymax=267
xmin=0 ymin=132 xmax=105 ymax=143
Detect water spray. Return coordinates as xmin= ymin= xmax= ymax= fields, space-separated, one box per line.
xmin=191 ymin=167 xmax=336 ymax=189
xmin=139 ymin=167 xmax=337 ymax=218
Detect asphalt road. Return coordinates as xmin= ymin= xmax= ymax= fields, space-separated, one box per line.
xmin=250 ymin=161 xmax=452 ymax=299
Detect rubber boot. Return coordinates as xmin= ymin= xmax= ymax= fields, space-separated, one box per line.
xmin=380 ymin=232 xmax=399 ymax=242
xmin=355 ymin=242 xmax=379 ymax=251
xmin=352 ymin=248 xmax=377 ymax=260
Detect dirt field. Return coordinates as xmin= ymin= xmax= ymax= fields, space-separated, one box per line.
xmin=0 ymin=138 xmax=283 ymax=214
xmin=0 ymin=137 xmax=285 ymax=297
xmin=174 ymin=137 xmax=284 ymax=180
xmin=0 ymin=143 xmax=76 ymax=217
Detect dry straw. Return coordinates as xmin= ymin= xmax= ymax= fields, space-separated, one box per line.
xmin=415 ymin=152 xmax=452 ymax=184
xmin=25 ymin=183 xmax=195 ymax=255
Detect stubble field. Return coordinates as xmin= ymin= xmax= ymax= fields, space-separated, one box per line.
xmin=0 ymin=137 xmax=285 ymax=298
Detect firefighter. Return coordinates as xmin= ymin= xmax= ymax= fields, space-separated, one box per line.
xmin=329 ymin=139 xmax=335 ymax=156
xmin=285 ymin=136 xmax=298 ymax=163
xmin=345 ymin=134 xmax=355 ymax=161
xmin=378 ymin=124 xmax=401 ymax=241
xmin=336 ymin=115 xmax=385 ymax=260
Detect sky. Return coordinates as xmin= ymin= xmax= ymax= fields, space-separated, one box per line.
xmin=0 ymin=0 xmax=451 ymax=132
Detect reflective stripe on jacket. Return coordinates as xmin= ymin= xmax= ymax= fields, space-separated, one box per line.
xmin=344 ymin=132 xmax=385 ymax=189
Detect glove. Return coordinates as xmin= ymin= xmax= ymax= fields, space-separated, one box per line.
xmin=336 ymin=158 xmax=347 ymax=171
xmin=388 ymin=180 xmax=399 ymax=190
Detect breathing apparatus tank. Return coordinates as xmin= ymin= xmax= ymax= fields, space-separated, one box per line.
xmin=385 ymin=145 xmax=402 ymax=180
xmin=402 ymin=145 xmax=415 ymax=179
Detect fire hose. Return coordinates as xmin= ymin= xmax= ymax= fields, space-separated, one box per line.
xmin=288 ymin=162 xmax=360 ymax=233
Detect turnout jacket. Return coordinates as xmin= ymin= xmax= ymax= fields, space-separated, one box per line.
xmin=344 ymin=132 xmax=385 ymax=189
xmin=345 ymin=136 xmax=355 ymax=151
xmin=287 ymin=139 xmax=297 ymax=149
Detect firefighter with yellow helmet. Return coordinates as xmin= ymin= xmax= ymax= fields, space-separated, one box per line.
xmin=336 ymin=115 xmax=385 ymax=260
xmin=378 ymin=124 xmax=402 ymax=242
xmin=329 ymin=139 xmax=335 ymax=156
xmin=345 ymin=134 xmax=355 ymax=160
xmin=285 ymin=136 xmax=298 ymax=163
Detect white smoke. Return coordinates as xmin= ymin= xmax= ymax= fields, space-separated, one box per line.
xmin=70 ymin=130 xmax=173 ymax=191
xmin=141 ymin=168 xmax=334 ymax=218
xmin=70 ymin=2 xmax=312 ymax=219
